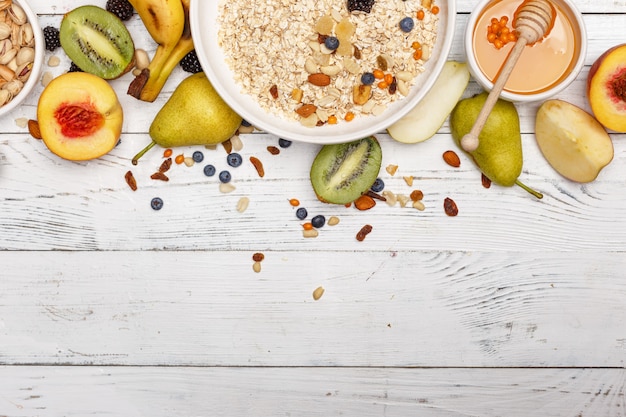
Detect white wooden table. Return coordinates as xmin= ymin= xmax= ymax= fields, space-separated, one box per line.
xmin=1 ymin=0 xmax=625 ymax=415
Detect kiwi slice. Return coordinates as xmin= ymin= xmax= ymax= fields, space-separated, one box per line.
xmin=310 ymin=136 xmax=382 ymax=204
xmin=60 ymin=5 xmax=135 ymax=80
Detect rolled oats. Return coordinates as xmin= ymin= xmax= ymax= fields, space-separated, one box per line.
xmin=217 ymin=0 xmax=439 ymax=125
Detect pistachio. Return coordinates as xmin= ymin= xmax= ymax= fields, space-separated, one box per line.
xmin=0 ymin=1 xmax=11 ymax=12
xmin=0 ymin=44 xmax=15 ymax=64
xmin=2 ymin=78 xmax=22 ymax=95
xmin=15 ymin=60 xmax=31 ymax=82
xmin=7 ymin=2 xmax=26 ymax=25
xmin=0 ymin=62 xmax=14 ymax=80
xmin=15 ymin=45 xmax=31 ymax=65
xmin=0 ymin=21 xmax=10 ymax=39
xmin=0 ymin=88 xmax=11 ymax=105
xmin=18 ymin=23 xmax=34 ymax=47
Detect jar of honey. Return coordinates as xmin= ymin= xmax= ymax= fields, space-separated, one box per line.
xmin=465 ymin=0 xmax=586 ymax=102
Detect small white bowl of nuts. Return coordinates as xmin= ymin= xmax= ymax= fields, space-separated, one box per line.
xmin=0 ymin=0 xmax=44 ymax=118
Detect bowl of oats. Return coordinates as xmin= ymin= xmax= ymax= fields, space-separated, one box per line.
xmin=190 ymin=0 xmax=454 ymax=144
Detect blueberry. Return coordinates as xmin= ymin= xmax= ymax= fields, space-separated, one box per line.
xmin=324 ymin=36 xmax=340 ymax=50
xmin=296 ymin=207 xmax=308 ymax=220
xmin=203 ymin=164 xmax=216 ymax=177
xmin=241 ymin=119 xmax=251 ymax=127
xmin=361 ymin=72 xmax=375 ymax=85
xmin=151 ymin=197 xmax=163 ymax=211
xmin=192 ymin=151 xmax=204 ymax=163
xmin=219 ymin=170 xmax=232 ymax=183
xmin=311 ymin=215 xmax=326 ymax=228
xmin=227 ymin=152 xmax=243 ymax=167
xmin=278 ymin=138 xmax=292 ymax=148
xmin=399 ymin=17 xmax=414 ymax=32
xmin=371 ymin=177 xmax=385 ymax=192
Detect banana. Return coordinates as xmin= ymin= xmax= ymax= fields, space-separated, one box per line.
xmin=127 ymin=0 xmax=186 ymax=101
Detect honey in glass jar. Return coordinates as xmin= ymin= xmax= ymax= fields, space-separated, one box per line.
xmin=472 ymin=0 xmax=581 ymax=95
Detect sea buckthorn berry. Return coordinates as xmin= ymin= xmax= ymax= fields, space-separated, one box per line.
xmin=416 ymin=9 xmax=425 ymax=20
xmin=377 ymin=81 xmax=388 ymax=89
xmin=411 ymin=41 xmax=422 ymax=50
xmin=345 ymin=112 xmax=355 ymax=121
xmin=163 ymin=149 xmax=173 ymax=157
xmin=431 ymin=5 xmax=440 ymax=14
xmin=289 ymin=198 xmax=300 ymax=206
xmin=303 ymin=222 xmax=313 ymax=230
xmin=328 ymin=115 xmax=338 ymax=124
xmin=384 ymin=73 xmax=393 ymax=84
xmin=373 ymin=69 xmax=385 ymax=79
xmin=413 ymin=49 xmax=423 ymax=60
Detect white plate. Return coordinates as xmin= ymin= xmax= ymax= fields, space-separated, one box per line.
xmin=190 ymin=0 xmax=455 ymax=144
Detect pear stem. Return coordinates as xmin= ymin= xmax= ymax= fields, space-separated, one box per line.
xmin=515 ymin=179 xmax=543 ymax=199
xmin=132 ymin=140 xmax=157 ymax=165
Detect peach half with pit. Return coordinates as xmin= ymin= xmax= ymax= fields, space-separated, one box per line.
xmin=37 ymin=72 xmax=123 ymax=161
xmin=587 ymin=43 xmax=626 ymax=133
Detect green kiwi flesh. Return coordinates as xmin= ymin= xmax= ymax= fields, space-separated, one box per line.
xmin=60 ymin=5 xmax=135 ymax=79
xmin=310 ymin=136 xmax=382 ymax=204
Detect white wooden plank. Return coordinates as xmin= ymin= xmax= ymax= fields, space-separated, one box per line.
xmin=0 ymin=250 xmax=624 ymax=367
xmin=0 ymin=366 xmax=624 ymax=417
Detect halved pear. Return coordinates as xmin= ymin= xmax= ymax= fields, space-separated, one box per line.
xmin=535 ymin=100 xmax=614 ymax=183
xmin=387 ymin=61 xmax=470 ymax=143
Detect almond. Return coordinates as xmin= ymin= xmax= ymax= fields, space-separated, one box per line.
xmin=308 ymin=73 xmax=331 ymax=86
xmin=27 ymin=119 xmax=41 ymax=139
xmin=354 ymin=194 xmax=376 ymax=211
xmin=443 ymin=150 xmax=461 ymax=168
xmin=295 ymin=103 xmax=318 ymax=118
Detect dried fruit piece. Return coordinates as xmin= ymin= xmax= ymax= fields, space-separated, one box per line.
xmin=356 ymin=224 xmax=373 ymax=241
xmin=252 ymin=252 xmax=265 ymax=262
xmin=443 ymin=150 xmax=461 ymax=167
xmin=481 ymin=173 xmax=492 ymax=188
xmin=250 ymin=156 xmax=265 ymax=177
xmin=444 ymin=197 xmax=458 ymax=216
xmin=386 ymin=164 xmax=398 ymax=175
xmin=353 ymin=84 xmax=372 ymax=105
xmin=159 ymin=157 xmax=172 ymax=173
xmin=150 ymin=172 xmax=169 ymax=181
xmin=315 ymin=14 xmax=335 ymax=36
xmin=267 ymin=146 xmax=280 ymax=155
xmin=269 ymin=84 xmax=278 ymax=99
xmin=124 ymin=170 xmax=137 ymax=191
xmin=410 ymin=189 xmax=424 ymax=201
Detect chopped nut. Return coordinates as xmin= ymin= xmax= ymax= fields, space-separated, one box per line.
xmin=382 ymin=190 xmax=397 ymax=206
xmin=403 ymin=176 xmax=414 ymax=186
xmin=327 ymin=216 xmax=340 ymax=226
xmin=413 ymin=200 xmax=425 ymax=211
xmin=230 ymin=134 xmax=243 ymax=151
xmin=252 ymin=261 xmax=262 ymax=273
xmin=47 ymin=55 xmax=60 ymax=67
xmin=397 ymin=193 xmax=410 ymax=207
xmin=14 ymin=117 xmax=28 ymax=128
xmin=183 ymin=157 xmax=194 ymax=167
xmin=237 ymin=197 xmax=250 ymax=213
xmin=303 ymin=228 xmax=319 ymax=238
xmin=219 ymin=182 xmax=236 ymax=193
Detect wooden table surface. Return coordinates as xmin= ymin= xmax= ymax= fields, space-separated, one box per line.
xmin=1 ymin=0 xmax=625 ymax=415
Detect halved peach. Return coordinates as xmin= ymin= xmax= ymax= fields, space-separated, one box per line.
xmin=587 ymin=44 xmax=626 ymax=132
xmin=37 ymin=72 xmax=123 ymax=161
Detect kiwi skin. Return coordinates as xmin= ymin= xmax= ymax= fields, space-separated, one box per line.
xmin=310 ymin=136 xmax=382 ymax=205
xmin=60 ymin=5 xmax=135 ymax=80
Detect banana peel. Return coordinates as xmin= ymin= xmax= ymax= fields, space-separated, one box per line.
xmin=128 ymin=0 xmax=194 ymax=102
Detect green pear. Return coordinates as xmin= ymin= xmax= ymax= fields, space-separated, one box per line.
xmin=450 ymin=92 xmax=542 ymax=198
xmin=132 ymin=72 xmax=242 ymax=164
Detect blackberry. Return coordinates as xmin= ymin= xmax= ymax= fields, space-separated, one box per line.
xmin=106 ymin=0 xmax=134 ymax=21
xmin=68 ymin=62 xmax=83 ymax=73
xmin=180 ymin=50 xmax=202 ymax=73
xmin=43 ymin=26 xmax=60 ymax=51
xmin=347 ymin=0 xmax=375 ymax=13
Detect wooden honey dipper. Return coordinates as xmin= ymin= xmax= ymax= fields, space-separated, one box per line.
xmin=460 ymin=0 xmax=557 ymax=152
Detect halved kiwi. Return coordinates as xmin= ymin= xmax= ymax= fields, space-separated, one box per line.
xmin=60 ymin=5 xmax=135 ymax=80
xmin=310 ymin=136 xmax=382 ymax=204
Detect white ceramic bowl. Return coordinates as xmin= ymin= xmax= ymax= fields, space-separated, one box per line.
xmin=190 ymin=0 xmax=456 ymax=144
xmin=464 ymin=0 xmax=586 ymax=102
xmin=0 ymin=0 xmax=44 ymax=119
